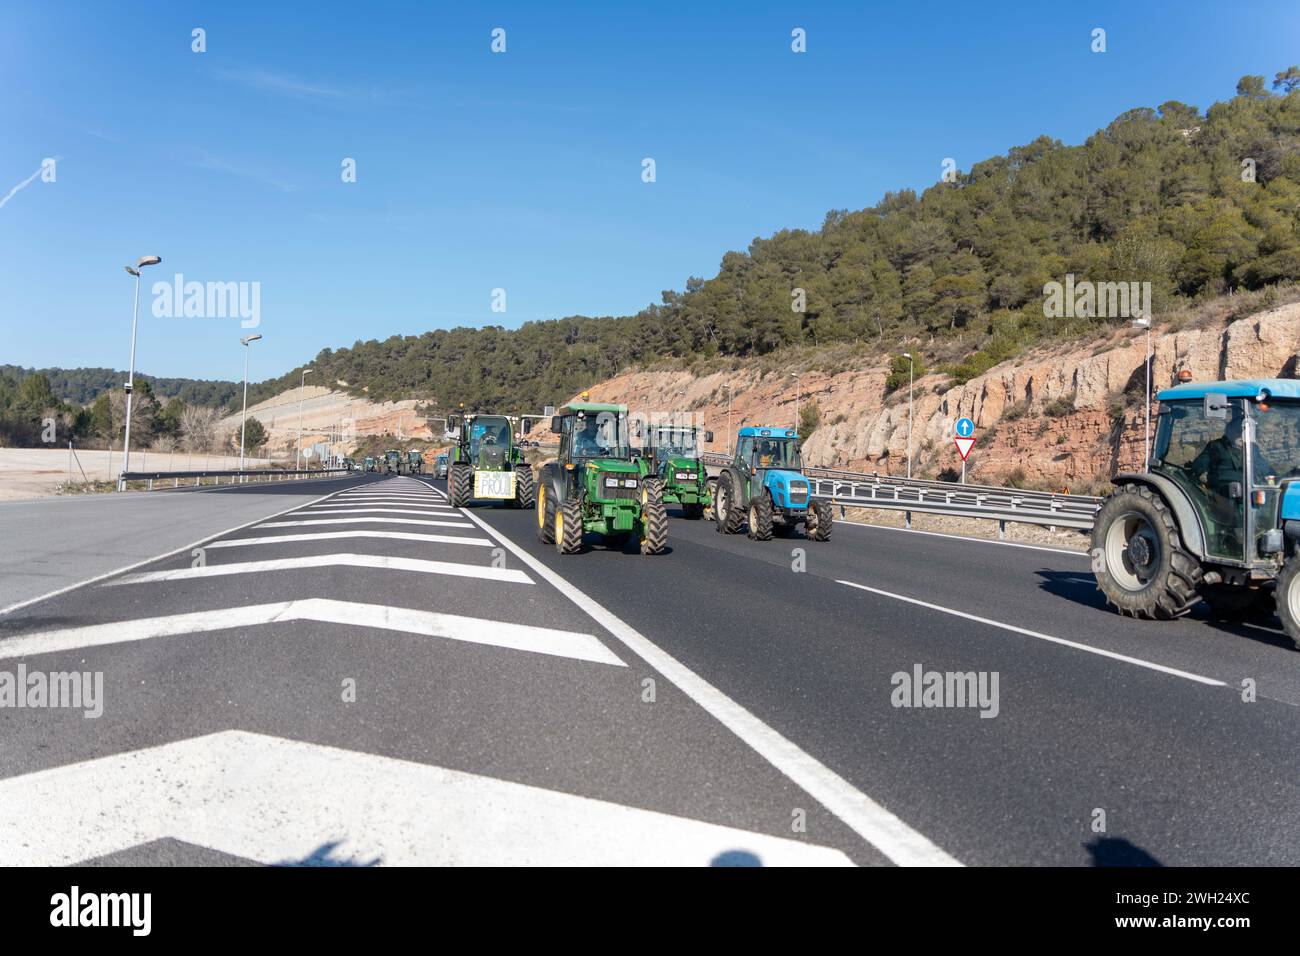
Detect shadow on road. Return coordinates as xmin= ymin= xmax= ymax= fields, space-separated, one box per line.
xmin=1084 ymin=836 xmax=1162 ymax=867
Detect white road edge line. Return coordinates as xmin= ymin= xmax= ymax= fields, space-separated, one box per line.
xmin=838 ymin=520 xmax=1089 ymax=557
xmin=835 ymin=579 xmax=1225 ymax=687
xmin=0 ymin=482 xmax=361 ymax=617
xmin=454 ymin=499 xmax=960 ymax=867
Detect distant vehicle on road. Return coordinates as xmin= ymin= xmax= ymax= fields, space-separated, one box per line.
xmin=434 ymin=453 xmax=449 ymax=478
xmin=1091 ymin=378 xmax=1300 ymax=650
xmin=445 ymin=412 xmax=534 ymax=509
xmin=363 ymin=456 xmax=377 ymax=472
xmin=714 ymin=426 xmax=832 ymax=541
xmin=407 ymin=450 xmax=423 ymax=474
xmin=342 ymin=457 xmax=356 ymax=471
xmin=384 ymin=449 xmax=402 ymax=474
xmin=644 ymin=423 xmax=713 ymax=520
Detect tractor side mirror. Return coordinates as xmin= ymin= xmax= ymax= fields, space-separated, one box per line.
xmin=1205 ymin=393 xmax=1230 ymax=420
xmin=704 ymin=430 xmax=714 ymax=443
xmin=448 ymin=415 xmax=461 ymax=430
xmin=551 ymin=416 xmax=562 ymax=433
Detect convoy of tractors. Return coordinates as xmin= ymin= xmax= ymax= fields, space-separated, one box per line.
xmin=345 ymin=373 xmax=1300 ymax=652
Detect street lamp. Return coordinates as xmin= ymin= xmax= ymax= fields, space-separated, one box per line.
xmin=296 ymin=368 xmax=314 ymax=470
xmin=791 ymin=373 xmax=802 ymax=434
xmin=119 ymin=255 xmax=163 ymax=490
xmin=1132 ymin=316 xmax=1152 ymax=470
xmin=902 ymin=353 xmax=915 ymax=479
xmin=239 ymin=333 xmax=263 ymax=474
xmin=724 ymin=384 xmax=734 ymax=454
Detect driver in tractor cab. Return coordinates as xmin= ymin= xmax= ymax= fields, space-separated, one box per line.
xmin=755 ymin=439 xmax=778 ymax=469
xmin=1188 ymin=414 xmax=1275 ymax=542
xmin=574 ymin=416 xmax=608 ymax=457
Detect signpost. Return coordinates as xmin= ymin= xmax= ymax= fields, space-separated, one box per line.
xmin=954 ymin=417 xmax=975 ymax=483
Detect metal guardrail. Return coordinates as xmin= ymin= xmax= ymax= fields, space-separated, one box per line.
xmin=117 ymin=467 xmax=355 ymax=491
xmin=699 ymin=452 xmax=1103 ymax=532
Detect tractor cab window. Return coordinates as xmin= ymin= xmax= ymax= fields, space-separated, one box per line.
xmin=571 ymin=413 xmax=628 ymax=460
xmin=469 ymin=420 xmax=511 ymax=457
xmin=1251 ymin=402 xmax=1300 ymax=482
xmin=654 ymin=428 xmax=698 ymax=458
xmin=751 ymin=437 xmax=801 ymax=471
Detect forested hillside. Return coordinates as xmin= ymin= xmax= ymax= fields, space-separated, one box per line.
xmin=245 ymin=70 xmax=1300 ymax=411
xmin=0 ymin=365 xmax=239 ymax=408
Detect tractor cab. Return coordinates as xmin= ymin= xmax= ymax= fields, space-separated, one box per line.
xmin=535 ymin=400 xmax=667 ymax=555
xmin=406 ymin=449 xmax=423 ymax=474
xmin=444 ymin=411 xmax=533 ymax=508
xmin=461 ymin=415 xmax=514 ymax=470
xmin=645 ymin=424 xmax=714 ymax=519
xmin=1093 ymin=378 xmax=1300 ymax=650
xmin=363 ymin=456 xmax=376 ymax=472
xmin=384 ymin=449 xmax=402 ymax=474
xmin=735 ymin=427 xmax=809 ymax=509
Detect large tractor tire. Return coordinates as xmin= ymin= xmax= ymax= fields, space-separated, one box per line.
xmin=536 ymin=481 xmax=556 ymax=544
xmin=747 ymin=491 xmax=773 ymax=541
xmin=514 ymin=466 xmax=535 ymax=509
xmin=714 ymin=473 xmax=745 ymax=535
xmin=1275 ymin=556 xmax=1300 ymax=651
xmin=449 ymin=463 xmax=471 ymax=508
xmin=806 ymin=499 xmax=833 ymax=542
xmin=640 ymin=479 xmax=669 ymax=555
xmin=1091 ymin=483 xmax=1202 ymax=620
xmin=555 ymin=495 xmax=584 ymax=555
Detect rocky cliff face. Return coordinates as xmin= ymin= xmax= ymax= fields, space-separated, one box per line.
xmin=579 ymin=302 xmax=1300 ymax=489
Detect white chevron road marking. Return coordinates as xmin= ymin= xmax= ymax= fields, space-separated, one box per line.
xmin=206 ymin=530 xmax=493 ymax=549
xmin=300 ymin=507 xmax=457 ymax=516
xmin=105 ymin=553 xmax=531 ymax=586
xmin=0 ymin=731 xmax=850 ymax=866
xmin=0 ymin=598 xmax=619 ymax=665
xmin=257 ymin=517 xmax=474 ymax=530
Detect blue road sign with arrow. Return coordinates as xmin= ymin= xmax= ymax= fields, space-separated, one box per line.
xmin=956 ymin=417 xmax=974 ymax=438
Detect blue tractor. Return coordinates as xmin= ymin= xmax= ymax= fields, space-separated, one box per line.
xmin=714 ymin=426 xmax=832 ymax=541
xmin=1091 ymin=378 xmax=1300 ymax=649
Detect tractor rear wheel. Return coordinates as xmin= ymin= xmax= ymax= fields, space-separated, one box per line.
xmin=1091 ymin=483 xmax=1202 ymax=620
xmin=1276 ymin=556 xmax=1300 ymax=651
xmin=536 ymin=482 xmax=555 ymax=544
xmin=514 ymin=466 xmax=535 ymax=509
xmin=449 ymin=463 xmax=471 ymax=508
xmin=714 ymin=473 xmax=745 ymax=535
xmin=748 ymin=492 xmax=773 ymax=540
xmin=640 ymin=479 xmax=668 ymax=555
xmin=807 ymin=499 xmax=833 ymax=541
xmin=555 ymin=495 xmax=583 ymax=554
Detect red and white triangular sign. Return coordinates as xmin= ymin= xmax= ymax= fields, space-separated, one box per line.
xmin=954 ymin=436 xmax=975 ymax=461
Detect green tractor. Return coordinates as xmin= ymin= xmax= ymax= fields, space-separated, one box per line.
xmin=407 ymin=449 xmax=424 ymax=474
xmin=1091 ymin=378 xmax=1300 ymax=649
xmin=644 ymin=423 xmax=714 ymax=519
xmin=535 ymin=400 xmax=667 ymax=555
xmin=384 ymin=449 xmax=403 ymax=474
xmin=445 ymin=412 xmax=534 ymax=509
xmin=363 ymin=456 xmax=377 ymax=473
xmin=714 ymin=426 xmax=833 ymax=541
xmin=342 ymin=457 xmax=356 ymax=472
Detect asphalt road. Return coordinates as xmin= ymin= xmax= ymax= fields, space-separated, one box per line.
xmin=1 ymin=473 xmax=1296 ymax=866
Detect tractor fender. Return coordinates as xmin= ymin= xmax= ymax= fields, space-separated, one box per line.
xmin=1111 ymin=472 xmax=1207 ymax=560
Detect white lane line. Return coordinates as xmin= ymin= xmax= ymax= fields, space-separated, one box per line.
xmin=457 ymin=506 xmax=960 ymax=867
xmin=299 ymin=507 xmax=456 ymax=516
xmin=207 ymin=531 xmax=493 ymax=549
xmin=839 ymin=520 xmax=1090 ymax=557
xmin=328 ymin=497 xmax=442 ymax=503
xmin=835 ymin=579 xmax=1225 ymax=687
xmin=0 ymin=598 xmax=620 ymax=666
xmin=0 ymin=730 xmax=852 ymax=866
xmin=105 ymin=553 xmax=532 ymax=586
xmin=0 ymin=487 xmax=350 ymax=618
xmin=258 ymin=517 xmax=474 ymax=530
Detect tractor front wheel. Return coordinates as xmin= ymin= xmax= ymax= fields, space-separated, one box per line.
xmin=555 ymin=496 xmax=583 ymax=554
xmin=449 ymin=463 xmax=471 ymax=508
xmin=514 ymin=466 xmax=535 ymax=509
xmin=748 ymin=492 xmax=773 ymax=541
xmin=640 ymin=479 xmax=668 ymax=555
xmin=1091 ymin=484 xmax=1201 ymax=620
xmin=714 ymin=473 xmax=745 ymax=535
xmin=1275 ymin=556 xmax=1300 ymax=651
xmin=806 ymin=499 xmax=833 ymax=541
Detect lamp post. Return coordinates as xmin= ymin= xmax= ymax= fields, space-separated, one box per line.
xmin=902 ymin=353 xmax=915 ymax=479
xmin=239 ymin=333 xmax=263 ymax=475
xmin=1132 ymin=316 xmax=1152 ymax=470
xmin=724 ymin=384 xmax=734 ymax=454
xmin=119 ymin=255 xmax=163 ymax=490
xmin=791 ymin=373 xmax=802 ymax=434
xmin=296 ymin=368 xmax=314 ymax=470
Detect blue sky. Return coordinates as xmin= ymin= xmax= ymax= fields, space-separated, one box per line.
xmin=2 ymin=0 xmax=1298 ymax=383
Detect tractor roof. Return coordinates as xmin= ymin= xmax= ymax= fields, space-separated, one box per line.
xmin=738 ymin=426 xmax=799 ymax=438
xmin=1158 ymin=378 xmax=1300 ymax=401
xmin=559 ymin=401 xmax=626 ymax=415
